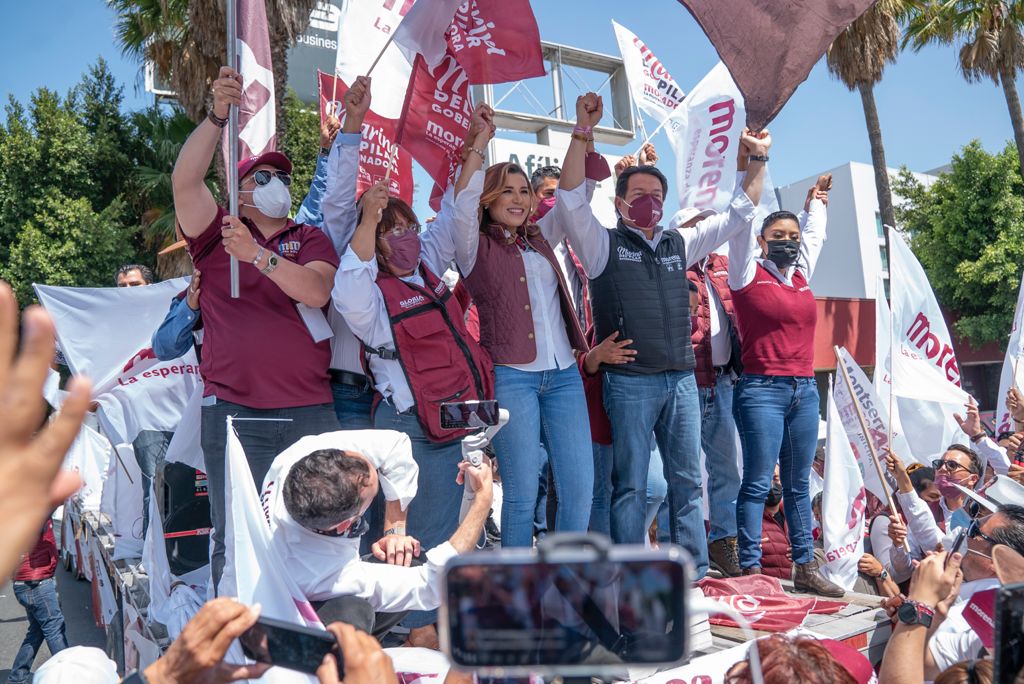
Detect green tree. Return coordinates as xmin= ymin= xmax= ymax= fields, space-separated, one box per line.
xmin=279 ymin=88 xmax=320 ymax=215
xmin=3 ymin=192 xmax=139 ymax=303
xmin=892 ymin=140 xmax=1024 ymax=347
xmin=904 ymin=0 xmax=1024 ymax=177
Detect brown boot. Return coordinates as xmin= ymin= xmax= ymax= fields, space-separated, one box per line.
xmin=741 ymin=566 xmax=762 ymax=575
xmin=792 ymin=560 xmax=845 ymax=597
xmin=708 ymin=537 xmax=742 ymax=577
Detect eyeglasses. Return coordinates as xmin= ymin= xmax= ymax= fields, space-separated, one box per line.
xmin=313 ymin=514 xmax=369 ymax=539
xmin=252 ymin=169 xmax=292 ymax=187
xmin=382 ymin=223 xmax=421 ymax=238
xmin=932 ymin=458 xmax=972 ymax=475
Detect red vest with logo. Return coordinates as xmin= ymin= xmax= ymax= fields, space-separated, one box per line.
xmin=373 ymin=265 xmax=495 ymax=443
xmin=688 ymin=253 xmax=737 ymax=387
xmin=731 ymin=264 xmax=817 ymax=377
xmin=760 ymin=510 xmax=793 ymax=580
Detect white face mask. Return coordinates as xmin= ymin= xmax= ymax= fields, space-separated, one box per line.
xmin=243 ymin=176 xmax=292 ymax=219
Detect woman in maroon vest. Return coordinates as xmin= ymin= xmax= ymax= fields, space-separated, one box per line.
xmin=333 ymin=104 xmax=495 ymax=634
xmin=456 ymin=160 xmax=593 ymax=547
xmin=727 ymin=172 xmax=844 ymax=596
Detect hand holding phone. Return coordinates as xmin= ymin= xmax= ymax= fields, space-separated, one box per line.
xmin=946 ymin=529 xmax=968 ymax=569
xmin=240 ymin=617 xmax=341 ymax=677
xmin=316 ymin=623 xmax=397 ymax=684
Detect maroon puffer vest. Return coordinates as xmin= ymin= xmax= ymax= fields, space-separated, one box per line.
xmin=760 ymin=510 xmax=793 ymax=580
xmin=688 ymin=253 xmax=737 ymax=388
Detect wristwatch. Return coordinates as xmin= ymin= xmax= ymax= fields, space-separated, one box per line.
xmin=878 ymin=569 xmax=889 ymax=582
xmin=897 ymin=599 xmax=934 ymax=628
xmin=260 ymin=253 xmax=280 ymax=275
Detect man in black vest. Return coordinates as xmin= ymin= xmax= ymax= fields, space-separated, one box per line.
xmin=554 ymin=93 xmax=770 ymax=578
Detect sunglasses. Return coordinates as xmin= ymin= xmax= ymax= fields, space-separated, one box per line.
xmin=967 ymin=518 xmax=998 ymax=546
xmin=932 ymin=458 xmax=972 ymax=475
xmin=251 ymin=169 xmax=292 ymax=187
xmin=313 ymin=514 xmax=369 ymax=539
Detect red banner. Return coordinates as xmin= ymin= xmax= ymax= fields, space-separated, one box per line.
xmin=446 ymin=0 xmax=545 ymax=84
xmin=397 ymin=52 xmax=473 ymax=211
xmin=317 ymin=71 xmax=413 ymax=205
xmin=697 ymin=575 xmax=845 ymax=632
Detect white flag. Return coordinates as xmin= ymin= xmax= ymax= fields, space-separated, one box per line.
xmin=819 ymin=385 xmax=867 ymax=591
xmin=833 ymin=346 xmax=913 ymax=501
xmin=665 ymin=62 xmax=746 ymax=213
xmin=335 ymin=0 xmax=417 ymax=119
xmin=392 ymin=0 xmax=461 ymax=68
xmin=888 ymin=231 xmax=969 ymax=460
xmin=995 ymin=271 xmax=1024 ymax=436
xmin=611 ymin=21 xmax=685 ymax=125
xmin=62 ymin=423 xmax=113 ymax=513
xmin=221 ymin=420 xmax=323 ymax=684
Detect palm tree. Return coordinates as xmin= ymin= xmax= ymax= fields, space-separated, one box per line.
xmin=904 ymin=0 xmax=1024 ymax=178
xmin=109 ymin=0 xmax=319 ymax=128
xmin=827 ymin=0 xmax=920 ymax=231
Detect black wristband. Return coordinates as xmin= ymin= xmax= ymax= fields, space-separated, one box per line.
xmin=748 ymin=154 xmax=769 ymax=162
xmin=207 ymin=110 xmax=228 ymax=128
xmin=319 ymin=146 xmax=332 ymax=157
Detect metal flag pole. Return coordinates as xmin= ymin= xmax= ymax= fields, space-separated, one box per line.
xmin=366 ymin=31 xmax=398 ymax=77
xmin=834 ymin=346 xmax=910 ymax=552
xmin=227 ymin=0 xmax=241 ymax=299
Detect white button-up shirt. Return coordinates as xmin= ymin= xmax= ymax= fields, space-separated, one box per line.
xmin=262 ymin=430 xmax=457 ymax=609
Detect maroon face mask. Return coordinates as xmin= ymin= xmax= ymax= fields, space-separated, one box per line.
xmin=622 ymin=193 xmax=664 ymax=229
xmin=531 ymin=196 xmax=557 ymax=222
xmin=384 ymin=231 xmax=421 ymax=273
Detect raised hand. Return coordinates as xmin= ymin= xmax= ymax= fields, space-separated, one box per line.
xmin=614 ymin=155 xmax=637 ymax=177
xmin=358 ymin=181 xmax=390 ymax=225
xmin=575 ymin=92 xmax=603 ymax=129
xmin=320 ymin=115 xmax=341 ymax=150
xmin=342 ymin=75 xmax=372 ymax=133
xmin=953 ymin=397 xmax=983 ymax=440
xmin=211 ymin=67 xmax=243 ymax=120
xmin=639 ymin=143 xmax=658 ymax=166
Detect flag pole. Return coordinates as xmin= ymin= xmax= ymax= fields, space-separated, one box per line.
xmin=331 ymin=71 xmax=339 ymax=115
xmin=226 ymin=0 xmax=240 ymax=299
xmin=366 ymin=31 xmax=398 ymax=77
xmin=384 ymin=144 xmax=399 ymax=183
xmin=834 ymin=345 xmax=909 ymax=551
xmin=634 ymin=113 xmax=674 ymax=159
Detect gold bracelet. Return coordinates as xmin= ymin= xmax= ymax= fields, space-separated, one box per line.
xmin=571 ymin=133 xmax=593 ymax=143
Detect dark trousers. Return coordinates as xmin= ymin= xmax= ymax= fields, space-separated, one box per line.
xmin=9 ymin=578 xmax=68 ymax=683
xmin=201 ymin=398 xmax=340 ymax=589
xmin=133 ymin=429 xmax=175 ymax=536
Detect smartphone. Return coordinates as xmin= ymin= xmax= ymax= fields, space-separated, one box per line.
xmin=239 ymin=616 xmax=341 ymax=677
xmin=440 ymin=400 xmax=499 ymax=430
xmin=439 ymin=544 xmax=690 ymax=677
xmin=946 ymin=528 xmax=968 ymax=568
xmin=995 ymin=582 xmax=1024 ymax=684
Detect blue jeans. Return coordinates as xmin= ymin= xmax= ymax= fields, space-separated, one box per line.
xmin=604 ymin=370 xmax=707 ymax=577
xmin=373 ymin=401 xmax=464 ymax=628
xmin=492 ymin=365 xmax=593 ymax=547
xmin=331 ymin=381 xmax=374 ymax=430
xmin=700 ymin=374 xmax=741 ymax=541
xmin=645 ymin=441 xmax=667 ymax=536
xmin=733 ymin=375 xmax=819 ymax=568
xmin=133 ymin=429 xmax=175 ymax=537
xmin=201 ymin=399 xmax=340 ymax=589
xmin=9 ymin=578 xmax=68 ymax=683
xmin=590 ymin=442 xmax=613 ymax=536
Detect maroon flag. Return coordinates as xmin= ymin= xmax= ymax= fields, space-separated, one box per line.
xmin=235 ymin=0 xmax=276 ymax=157
xmin=678 ymin=0 xmax=874 ymax=130
xmin=697 ymin=575 xmax=845 ymax=631
xmin=397 ymin=52 xmax=474 ymax=211
xmin=446 ymin=0 xmax=546 ymax=84
xmin=318 ymin=71 xmax=414 ymax=206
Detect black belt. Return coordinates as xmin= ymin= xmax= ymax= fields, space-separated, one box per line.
xmin=329 ymin=369 xmax=369 ymax=389
xmin=713 ymin=365 xmax=730 ymax=376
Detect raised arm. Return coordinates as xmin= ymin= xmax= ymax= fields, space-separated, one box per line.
xmin=425 ymin=104 xmax=493 ymax=276
xmin=292 ymin=115 xmax=340 ymax=227
xmin=172 ymin=67 xmax=240 ymax=237
xmin=551 ymin=92 xmax=611 ymax=277
xmin=319 ymin=76 xmax=371 ymax=255
xmin=726 ymin=130 xmax=773 ymax=290
xmin=151 ymin=290 xmax=199 ymax=361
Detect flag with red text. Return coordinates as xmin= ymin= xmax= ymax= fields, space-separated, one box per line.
xmin=888 ymin=230 xmax=970 ymax=461
xmin=398 ymin=51 xmax=474 ymax=211
xmin=235 ymin=0 xmax=276 ymax=158
xmin=447 ymin=0 xmax=545 ymax=84
xmin=612 ymin=21 xmax=684 ymax=125
xmin=665 ymin=62 xmax=745 ymax=213
xmin=318 ymin=71 xmax=413 ymax=205
xmin=820 ymin=385 xmax=867 ymax=590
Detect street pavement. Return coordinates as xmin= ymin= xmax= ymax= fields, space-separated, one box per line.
xmin=0 ymin=564 xmax=106 ymax=681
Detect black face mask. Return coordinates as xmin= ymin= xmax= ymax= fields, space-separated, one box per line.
xmin=764 ymin=239 xmax=800 ymax=270
xmin=764 ymin=483 xmax=784 ymax=507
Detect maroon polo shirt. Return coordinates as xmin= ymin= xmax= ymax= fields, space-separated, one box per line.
xmin=186 ymin=207 xmax=339 ymax=408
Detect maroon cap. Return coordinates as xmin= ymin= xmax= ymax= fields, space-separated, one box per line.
xmin=820 ymin=639 xmax=877 ymax=684
xmin=237 ymin=150 xmax=292 ymax=180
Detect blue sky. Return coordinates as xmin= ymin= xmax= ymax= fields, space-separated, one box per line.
xmin=1 ymin=0 xmax=1018 ymax=198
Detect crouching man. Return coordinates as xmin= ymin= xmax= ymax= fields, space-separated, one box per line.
xmin=261 ymin=429 xmax=492 ymax=638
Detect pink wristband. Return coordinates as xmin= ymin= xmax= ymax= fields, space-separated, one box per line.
xmin=573 ymin=125 xmax=593 ymax=135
